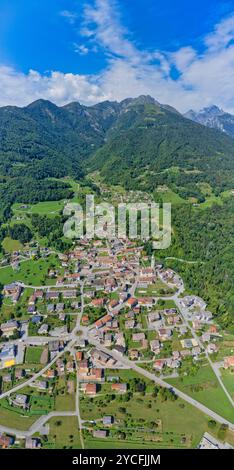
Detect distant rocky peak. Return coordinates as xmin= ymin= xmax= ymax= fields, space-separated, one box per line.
xmin=184 ymin=105 xmax=234 ymax=138
xmin=200 ymin=105 xmax=224 ymax=116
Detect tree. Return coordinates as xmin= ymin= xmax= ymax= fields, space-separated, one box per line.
xmin=208 ymin=420 xmax=217 ymax=429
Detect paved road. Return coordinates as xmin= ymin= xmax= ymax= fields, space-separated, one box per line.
xmin=175 ymin=296 xmax=234 ymax=408
xmin=18 ymin=282 xmax=82 ymax=290
xmin=1 ymin=268 xmax=234 ymax=440
xmin=0 ymin=411 xmax=77 ymax=439
xmin=75 ymin=357 xmax=84 ymax=449
xmin=165 ymin=257 xmax=204 ymax=264
xmin=160 ymin=277 xmax=234 ymax=408
xmin=0 ymin=340 xmax=76 ymax=400
xmin=0 ymin=257 xmax=30 ymax=270
xmin=89 ymin=338 xmax=234 ymax=431
xmin=74 ymin=281 xmax=85 ymax=449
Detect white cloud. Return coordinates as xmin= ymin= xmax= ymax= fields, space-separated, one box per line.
xmin=0 ymin=2 xmax=234 ymax=114
xmin=73 ymin=43 xmax=89 ymax=55
xmin=205 ymin=14 xmax=234 ymax=50
xmin=172 ymin=47 xmax=197 ymax=72
xmin=0 ymin=66 xmax=107 ymax=107
xmin=81 ymin=0 xmax=139 ymax=61
xmin=60 ymin=10 xmax=78 ymax=25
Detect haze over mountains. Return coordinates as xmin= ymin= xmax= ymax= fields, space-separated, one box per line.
xmin=184 ymin=106 xmax=234 ymax=138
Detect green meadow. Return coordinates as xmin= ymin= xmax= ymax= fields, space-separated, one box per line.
xmin=166 ymin=365 xmax=234 ymax=423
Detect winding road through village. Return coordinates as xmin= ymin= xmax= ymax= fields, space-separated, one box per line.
xmin=0 ymin=272 xmax=233 ymax=442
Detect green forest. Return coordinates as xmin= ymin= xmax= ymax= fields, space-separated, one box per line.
xmin=157 ymin=199 xmax=234 ymax=331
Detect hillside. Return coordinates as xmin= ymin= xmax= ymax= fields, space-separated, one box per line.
xmin=0 ymin=99 xmax=101 ymax=180
xmin=88 ymin=98 xmax=234 ymax=199
xmin=0 ymin=98 xmax=121 ymax=215
xmin=0 ymin=95 xmax=234 ymax=215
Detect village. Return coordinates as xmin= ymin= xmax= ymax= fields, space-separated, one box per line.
xmin=0 ymin=237 xmax=234 ymax=449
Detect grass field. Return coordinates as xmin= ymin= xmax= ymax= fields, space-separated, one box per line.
xmin=213 ymin=334 xmax=234 ymax=361
xmin=0 ymin=254 xmax=60 ymax=286
xmin=84 ymin=437 xmax=185 ymax=449
xmin=52 ymin=375 xmax=76 ymax=411
xmin=25 ymin=346 xmax=44 ymax=364
xmin=80 ymin=390 xmax=230 ymax=448
xmin=0 ymin=404 xmax=37 ymax=430
xmin=12 ymin=200 xmax=65 ymax=217
xmin=30 ymin=394 xmax=55 ymax=413
xmin=196 ymin=189 xmax=233 ymax=210
xmin=135 ymin=280 xmax=175 ymax=297
xmin=198 ymin=195 xmax=223 ymax=209
xmin=221 ymin=369 xmax=234 ymax=400
xmin=155 ymin=299 xmax=177 ymax=309
xmin=154 ymin=188 xmax=186 ymax=205
xmin=55 ymin=389 xmax=76 ymax=412
xmin=2 ymin=237 xmax=23 ymax=253
xmin=166 ymin=365 xmax=234 ymax=423
xmin=43 ymin=416 xmax=82 ymax=449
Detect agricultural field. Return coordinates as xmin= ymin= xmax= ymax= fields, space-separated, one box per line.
xmin=166 ymin=365 xmax=234 ymax=423
xmin=12 ymin=200 xmax=65 ymax=218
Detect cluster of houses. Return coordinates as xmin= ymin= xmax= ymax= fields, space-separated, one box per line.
xmin=5 ymin=349 xmax=76 ymax=409
xmin=0 ymin=237 xmax=229 ymax=414
xmin=147 ymin=308 xmax=182 ymax=330
xmin=158 ymin=268 xmax=182 ymax=289
xmin=75 ymin=347 xmax=127 ymax=396
xmin=180 ymin=296 xmax=213 ymax=323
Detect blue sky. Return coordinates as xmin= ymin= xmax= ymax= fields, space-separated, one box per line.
xmin=0 ymin=0 xmax=234 ymax=111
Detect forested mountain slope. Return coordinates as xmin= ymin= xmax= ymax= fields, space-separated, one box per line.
xmin=88 ymin=99 xmax=234 ymax=197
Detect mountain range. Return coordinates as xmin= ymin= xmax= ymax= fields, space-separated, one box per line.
xmin=0 ymin=95 xmax=233 ymax=212
xmin=184 ymin=105 xmax=234 ymax=138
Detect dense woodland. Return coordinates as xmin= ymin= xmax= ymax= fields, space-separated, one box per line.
xmin=0 ymin=178 xmax=73 ymax=219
